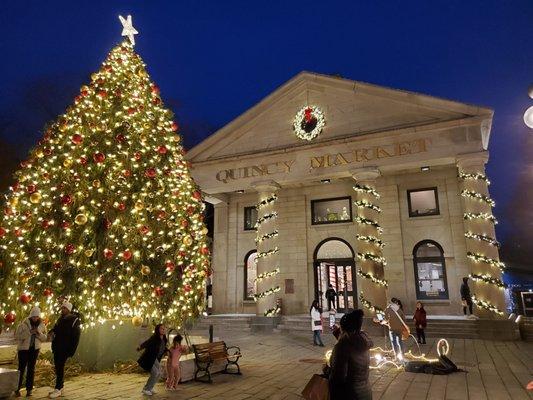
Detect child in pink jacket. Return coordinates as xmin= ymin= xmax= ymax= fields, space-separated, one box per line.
xmin=166 ymin=334 xmax=188 ymax=390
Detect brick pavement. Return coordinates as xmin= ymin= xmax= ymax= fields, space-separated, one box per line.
xmin=16 ymin=329 xmax=533 ymax=399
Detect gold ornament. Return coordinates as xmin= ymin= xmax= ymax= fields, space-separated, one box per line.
xmin=137 ymin=69 xmax=147 ymax=78
xmin=183 ymin=235 xmax=193 ymax=247
xmin=75 ymin=214 xmax=88 ymax=225
xmin=135 ymin=200 xmax=144 ymax=211
xmin=92 ymin=180 xmax=101 ymax=188
xmin=35 ymin=149 xmax=44 ymax=158
xmin=132 ymin=316 xmax=143 ymax=327
xmin=201 ymin=227 xmax=209 ymax=236
xmin=91 ymin=72 xmax=98 ymax=81
xmin=9 ymin=197 xmax=19 ymax=207
xmin=84 ymin=249 xmax=95 ymax=257
xmin=30 ymin=192 xmax=42 ymax=204
xmin=141 ymin=265 xmax=151 ymax=276
xmin=174 ymin=135 xmax=181 ymax=143
xmin=63 ymin=158 xmax=73 ymax=168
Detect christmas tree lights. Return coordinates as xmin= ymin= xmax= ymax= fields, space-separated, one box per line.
xmin=0 ymin=38 xmax=210 ymax=329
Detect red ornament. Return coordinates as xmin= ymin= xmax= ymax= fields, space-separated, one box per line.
xmin=43 ymin=288 xmax=53 ymax=297
xmin=0 ymin=227 xmax=6 ymax=237
xmin=103 ymin=248 xmax=114 ymax=260
xmin=93 ymin=152 xmax=105 ymax=163
xmin=127 ymin=107 xmax=136 ymax=115
xmin=116 ymin=134 xmax=126 ymax=143
xmin=27 ymin=184 xmax=37 ymax=194
xmin=178 ymin=251 xmax=187 ymax=258
xmin=61 ymin=194 xmax=73 ymax=205
xmin=123 ymin=169 xmax=131 ymax=177
xmin=180 ymin=220 xmax=188 ymax=228
xmin=44 ymin=148 xmax=52 ymax=156
xmin=139 ymin=225 xmax=150 ymax=235
xmin=151 ymin=85 xmax=160 ymax=94
xmin=157 ymin=146 xmax=167 ymax=155
xmin=134 ymin=152 xmax=142 ymax=161
xmin=304 ymin=107 xmax=313 ymax=123
xmin=71 ymin=134 xmax=83 ymax=145
xmin=80 ymin=89 xmax=88 ymax=97
xmin=153 ymin=97 xmax=161 ymax=105
xmin=165 ymin=261 xmax=175 ymax=272
xmin=41 ymin=220 xmax=50 ymax=229
xmin=171 ymin=122 xmax=179 ymax=132
xmin=192 ymin=191 xmax=202 ymax=201
xmin=79 ymin=157 xmax=88 ymax=166
xmin=14 ymin=229 xmax=22 ymax=237
xmin=4 ymin=312 xmax=16 ymax=325
xmin=157 ymin=211 xmax=167 ymax=219
xmin=187 ymin=206 xmax=196 ymax=216
xmin=184 ymin=284 xmax=192 ymax=292
xmin=117 ymin=203 xmax=126 ymax=211
xmin=53 ymin=261 xmax=62 ymax=270
xmin=201 ymin=247 xmax=210 ymax=255
xmin=122 ymin=250 xmax=133 ymax=261
xmin=97 ymin=90 xmax=107 ymax=98
xmin=154 ymin=287 xmax=164 ymax=297
xmin=145 ymin=168 xmax=157 ymax=178
xmin=61 ymin=221 xmax=70 ymax=230
xmin=104 ymin=65 xmax=113 ymax=72
xmin=65 ymin=244 xmax=75 ymax=255
xmin=104 ymin=218 xmax=112 ymax=230
xmin=19 ymin=293 xmax=32 ymax=304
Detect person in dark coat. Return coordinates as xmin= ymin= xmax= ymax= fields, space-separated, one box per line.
xmin=137 ymin=323 xmax=168 ymax=396
xmin=460 ymin=277 xmax=474 ymax=317
xmin=325 ymin=284 xmax=337 ymax=311
xmin=413 ymin=301 xmax=427 ymax=344
xmin=329 ymin=309 xmax=373 ymax=400
xmin=48 ymin=301 xmax=81 ymax=399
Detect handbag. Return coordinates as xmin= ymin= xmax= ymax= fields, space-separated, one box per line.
xmin=314 ymin=320 xmax=322 ymax=327
xmin=302 ymin=374 xmax=329 ymax=400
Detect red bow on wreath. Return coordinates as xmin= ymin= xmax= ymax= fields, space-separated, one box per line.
xmin=304 ymin=107 xmax=313 ymax=123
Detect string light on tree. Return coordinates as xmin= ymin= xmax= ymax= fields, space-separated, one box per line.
xmin=0 ymin=19 xmax=210 ymax=329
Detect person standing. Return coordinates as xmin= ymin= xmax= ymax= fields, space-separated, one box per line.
xmin=383 ymin=298 xmax=409 ymax=360
xmin=137 ymin=324 xmax=168 ymax=396
xmin=329 ymin=310 xmax=373 ymax=400
xmin=14 ymin=306 xmax=47 ymax=397
xmin=413 ymin=302 xmax=427 ymax=344
xmin=166 ymin=334 xmax=188 ymax=390
xmin=48 ymin=301 xmax=81 ymax=399
xmin=460 ymin=277 xmax=476 ymax=318
xmin=310 ymin=300 xmax=324 ymax=347
xmin=325 ymin=284 xmax=337 ymax=311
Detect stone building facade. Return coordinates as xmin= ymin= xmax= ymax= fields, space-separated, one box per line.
xmin=186 ymin=72 xmax=505 ymax=318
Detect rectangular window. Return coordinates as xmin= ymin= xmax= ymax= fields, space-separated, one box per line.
xmin=415 ymin=261 xmax=449 ymax=300
xmin=407 ymin=187 xmax=439 ymax=217
xmin=311 ymin=197 xmax=352 ymax=225
xmin=244 ymin=206 xmax=258 ymax=231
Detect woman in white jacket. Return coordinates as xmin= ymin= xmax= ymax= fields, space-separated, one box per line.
xmin=310 ymin=300 xmax=324 ymax=347
xmin=14 ymin=306 xmax=47 ymax=397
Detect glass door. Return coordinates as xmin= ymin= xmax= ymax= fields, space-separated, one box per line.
xmin=315 ymin=260 xmax=356 ymax=313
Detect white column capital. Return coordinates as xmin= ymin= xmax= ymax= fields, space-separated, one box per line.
xmin=251 ymin=179 xmax=281 ymax=193
xmin=351 ymin=167 xmax=381 ymax=181
xmin=456 ymin=151 xmax=489 ymax=169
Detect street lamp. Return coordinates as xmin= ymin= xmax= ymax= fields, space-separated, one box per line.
xmin=525 ymin=84 xmax=533 ymax=129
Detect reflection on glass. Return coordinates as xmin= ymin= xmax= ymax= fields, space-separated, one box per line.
xmin=408 ymin=188 xmax=439 ymax=217
xmin=244 ymin=207 xmax=258 ymax=230
xmin=246 ymin=252 xmax=257 ymax=298
xmin=416 ymin=262 xmax=445 ymax=298
xmin=312 ymin=198 xmax=351 ymax=224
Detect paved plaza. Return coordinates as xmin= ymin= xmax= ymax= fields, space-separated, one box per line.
xmin=18 ymin=329 xmax=533 ymax=400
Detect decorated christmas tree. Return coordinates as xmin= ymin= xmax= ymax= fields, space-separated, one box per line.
xmin=0 ymin=17 xmax=211 ymax=330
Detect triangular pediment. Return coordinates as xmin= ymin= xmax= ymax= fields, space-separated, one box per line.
xmin=187 ymin=72 xmax=492 ymax=163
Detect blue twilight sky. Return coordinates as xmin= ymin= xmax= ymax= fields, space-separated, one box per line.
xmin=0 ymin=1 xmax=531 ymax=242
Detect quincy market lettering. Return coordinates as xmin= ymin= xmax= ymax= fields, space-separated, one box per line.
xmin=215 ymin=139 xmax=428 ymax=183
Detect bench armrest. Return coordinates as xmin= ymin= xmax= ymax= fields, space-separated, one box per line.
xmin=226 ymin=346 xmax=241 ymax=357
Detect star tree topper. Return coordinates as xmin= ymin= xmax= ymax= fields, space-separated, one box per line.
xmin=119 ymin=15 xmax=139 ymax=45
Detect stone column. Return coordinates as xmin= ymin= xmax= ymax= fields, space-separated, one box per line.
xmin=251 ymin=180 xmax=281 ymax=317
xmin=211 ymin=202 xmax=229 ymax=314
xmin=457 ymin=152 xmax=506 ymax=319
xmin=351 ymin=167 xmax=388 ymax=314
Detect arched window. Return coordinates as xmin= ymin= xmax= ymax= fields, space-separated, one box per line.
xmin=244 ymin=250 xmax=257 ymax=300
xmin=413 ymin=240 xmax=449 ymax=300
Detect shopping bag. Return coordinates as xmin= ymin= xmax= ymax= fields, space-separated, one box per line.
xmin=301 ymin=374 xmax=329 ymax=400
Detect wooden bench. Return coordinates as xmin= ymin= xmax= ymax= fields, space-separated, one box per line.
xmin=192 ymin=341 xmax=242 ymax=383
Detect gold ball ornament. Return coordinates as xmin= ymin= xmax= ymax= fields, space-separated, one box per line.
xmin=84 ymin=249 xmax=95 ymax=257
xmin=141 ymin=265 xmax=151 ymax=276
xmin=183 ymin=235 xmax=193 ymax=247
xmin=9 ymin=197 xmax=19 ymax=207
xmin=135 ymin=200 xmax=144 ymax=211
xmin=201 ymin=227 xmax=209 ymax=236
xmin=137 ymin=69 xmax=148 ymax=78
xmin=75 ymin=214 xmax=88 ymax=225
xmin=91 ymin=72 xmax=98 ymax=81
xmin=35 ymin=149 xmax=44 ymax=158
xmin=132 ymin=316 xmax=143 ymax=327
xmin=63 ymin=158 xmax=73 ymax=168
xmin=92 ymin=180 xmax=101 ymax=188
xmin=174 ymin=135 xmax=181 ymax=143
xmin=30 ymin=192 xmax=42 ymax=204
